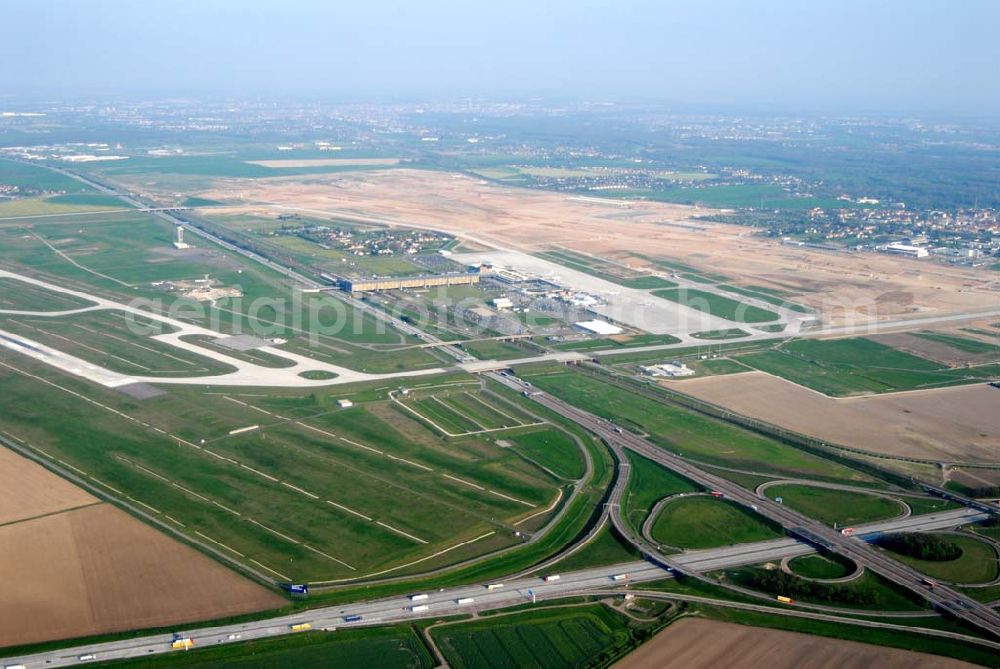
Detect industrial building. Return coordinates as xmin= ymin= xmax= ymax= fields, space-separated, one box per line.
xmin=642 ymin=361 xmax=695 ymax=378
xmin=335 ymin=272 xmax=481 ymax=293
xmin=882 ymin=242 xmax=929 ymax=258
xmin=574 ymin=319 xmax=624 ymax=336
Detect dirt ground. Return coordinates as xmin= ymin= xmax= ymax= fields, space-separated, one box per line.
xmin=196 ymin=169 xmax=999 ymax=328
xmin=614 ymin=618 xmax=978 ymax=669
xmin=873 ymin=332 xmax=998 ymax=366
xmin=672 ymin=371 xmax=1000 ymax=463
xmin=0 ymin=450 xmax=284 ymax=648
xmin=0 ymin=447 xmax=97 ymax=525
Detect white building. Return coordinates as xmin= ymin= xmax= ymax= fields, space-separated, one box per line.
xmin=883 ymin=242 xmax=929 ymax=258
xmin=574 ymin=319 xmax=624 ymax=336
xmin=337 ymin=399 xmax=354 ymax=408
xmin=642 ymin=361 xmax=695 ymax=378
xmin=492 ymin=297 xmax=514 ymax=310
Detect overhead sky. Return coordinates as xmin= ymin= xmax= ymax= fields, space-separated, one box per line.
xmin=2 ymin=0 xmax=998 ymax=113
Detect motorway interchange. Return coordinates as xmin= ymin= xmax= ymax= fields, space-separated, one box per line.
xmin=3 ymin=507 xmax=994 ymax=668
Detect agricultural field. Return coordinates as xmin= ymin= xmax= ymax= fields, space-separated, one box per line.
xmin=0 ymin=360 xmax=565 ymax=582
xmin=432 ymin=604 xmax=634 ymax=669
xmin=616 ymin=618 xmax=976 ymax=669
xmin=652 ymin=287 xmax=780 ymax=323
xmin=736 ymin=337 xmax=1000 ymax=396
xmin=0 ymin=446 xmax=282 ymax=648
xmin=519 ymin=367 xmax=874 ymax=484
xmin=763 ymin=485 xmax=904 ymax=527
xmin=674 ymin=370 xmax=1000 ymax=463
xmin=649 ymin=496 xmax=783 ymax=549
xmin=90 ymin=625 xmax=434 ymax=669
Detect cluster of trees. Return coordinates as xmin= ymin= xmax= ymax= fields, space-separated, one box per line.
xmin=735 ymin=569 xmax=878 ymax=607
xmin=875 ymin=532 xmax=962 ymax=562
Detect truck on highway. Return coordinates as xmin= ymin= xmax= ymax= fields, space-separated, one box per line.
xmin=290 ymin=623 xmax=312 ymax=632
xmin=410 ymin=604 xmax=430 ymax=612
xmin=544 ymin=574 xmax=561 ymax=582
xmin=5 ymin=664 xmax=26 ymax=669
xmin=486 ymin=583 xmax=504 ymax=591
xmin=710 ymin=491 xmax=724 ymax=498
xmin=456 ymin=597 xmax=475 ymax=604
xmin=611 ymin=573 xmax=629 ymax=581
xmin=922 ymin=577 xmax=938 ymax=589
xmin=409 ymin=593 xmax=429 ymax=601
xmin=170 ymin=638 xmax=194 ymax=650
xmin=776 ymin=596 xmax=793 ymax=604
xmin=343 ymin=615 xmax=362 ymax=622
xmin=840 ymin=527 xmax=855 ymax=536
xmin=78 ymin=655 xmax=97 ymax=662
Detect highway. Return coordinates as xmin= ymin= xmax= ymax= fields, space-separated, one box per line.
xmin=488 ymin=371 xmax=1000 ymax=639
xmin=3 ymin=503 xmax=990 ymax=669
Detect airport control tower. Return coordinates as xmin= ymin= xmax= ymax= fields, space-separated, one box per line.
xmin=173 ymin=225 xmax=190 ymax=249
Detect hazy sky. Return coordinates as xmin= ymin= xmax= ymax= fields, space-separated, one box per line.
xmin=2 ymin=0 xmax=998 ymax=113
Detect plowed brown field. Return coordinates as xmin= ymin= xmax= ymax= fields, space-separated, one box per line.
xmin=672 ymin=371 xmax=1000 ymax=463
xmin=0 ymin=449 xmax=284 ymax=648
xmin=614 ymin=618 xmax=977 ymax=669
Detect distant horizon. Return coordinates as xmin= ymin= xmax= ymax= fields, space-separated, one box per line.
xmin=2 ymin=1 xmax=998 ymax=117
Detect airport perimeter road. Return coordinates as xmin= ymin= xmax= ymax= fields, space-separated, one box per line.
xmin=488 ymin=372 xmax=1000 ymax=639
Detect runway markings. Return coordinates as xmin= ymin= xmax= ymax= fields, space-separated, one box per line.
xmin=196 ymin=530 xmax=246 ymax=557
xmin=250 ymin=559 xmax=290 ymax=581
xmin=377 ymin=521 xmax=427 ymax=545
xmin=304 ymin=544 xmax=356 ymax=570
xmin=325 ymin=500 xmax=373 ymax=522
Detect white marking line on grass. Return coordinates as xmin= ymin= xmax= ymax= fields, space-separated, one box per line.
xmin=224 ymin=395 xmax=274 ymax=416
xmin=164 ymin=515 xmax=186 ymax=527
xmin=241 ymin=463 xmax=279 ymax=482
xmin=488 ymin=489 xmax=535 ymax=507
xmin=250 ymin=559 xmax=290 ymax=581
xmin=304 ymin=544 xmax=356 ymax=570
xmin=281 ymin=481 xmax=320 ymax=499
xmin=325 ymin=500 xmax=373 ymax=522
xmin=127 ymin=496 xmax=162 ymax=515
xmin=376 ymin=521 xmax=427 ymax=544
xmin=172 ymin=483 xmax=212 ymax=503
xmin=204 ymin=449 xmax=239 ymax=464
xmin=88 ymin=477 xmax=124 ymax=495
xmin=442 ymin=473 xmax=484 ymax=490
xmin=433 ymin=396 xmax=487 ymax=431
xmin=196 ymin=530 xmax=245 ymax=557
xmin=133 ymin=462 xmax=170 ymax=482
xmin=298 ymin=423 xmax=383 ymax=455
xmin=247 ymin=518 xmax=299 ymax=544
xmin=466 ymin=392 xmax=522 ymax=424
xmin=212 ymin=500 xmax=242 ymax=516
xmin=57 ymin=459 xmax=88 ymax=476
xmin=312 ymin=530 xmax=496 ymax=585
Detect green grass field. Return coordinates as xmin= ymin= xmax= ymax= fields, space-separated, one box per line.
xmin=433 ymin=604 xmax=633 ymax=669
xmin=652 ymin=287 xmax=780 ymax=323
xmin=0 ymin=361 xmax=563 ymax=581
xmin=0 ymin=158 xmax=93 ymax=194
xmin=737 ymin=338 xmax=999 ymax=396
xmin=507 ymin=429 xmax=587 ymax=480
xmin=882 ymin=534 xmax=999 ymax=584
xmin=89 ymin=625 xmax=433 ymax=668
xmin=765 ymin=485 xmax=903 ymax=527
xmin=650 ymin=496 xmax=783 ymax=548
xmin=690 ymin=328 xmax=750 ymax=340
xmin=537 ymin=249 xmax=676 ymax=289
xmin=458 ymin=339 xmax=533 ymax=360
xmin=621 ymin=451 xmax=700 ymax=532
xmin=716 ymin=284 xmax=812 ymax=313
xmin=787 ymin=554 xmax=854 ymax=579
xmin=0 ymin=277 xmax=97 ymax=311
xmin=520 ymin=368 xmax=870 ymax=483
